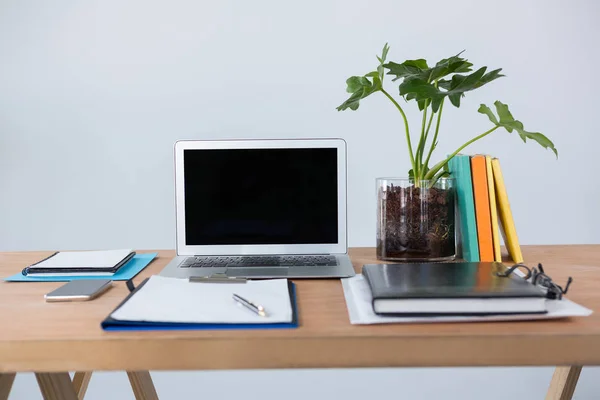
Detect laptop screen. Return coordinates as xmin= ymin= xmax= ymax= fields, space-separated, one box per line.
xmin=183 ymin=148 xmax=339 ymax=245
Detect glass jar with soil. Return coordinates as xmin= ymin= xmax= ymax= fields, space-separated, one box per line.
xmin=376 ymin=177 xmax=456 ymax=261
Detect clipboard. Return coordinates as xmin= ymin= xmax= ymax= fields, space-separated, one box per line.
xmin=101 ymin=278 xmax=299 ymax=331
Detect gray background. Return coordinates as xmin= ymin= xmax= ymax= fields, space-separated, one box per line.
xmin=1 ymin=0 xmax=599 ymax=398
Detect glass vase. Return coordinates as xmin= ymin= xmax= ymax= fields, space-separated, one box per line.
xmin=376 ymin=177 xmax=456 ymax=261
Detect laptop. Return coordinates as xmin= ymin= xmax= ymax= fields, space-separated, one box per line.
xmin=159 ymin=138 xmax=356 ymax=279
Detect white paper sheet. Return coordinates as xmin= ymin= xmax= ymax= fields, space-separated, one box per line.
xmin=111 ymin=276 xmax=293 ymax=324
xmin=342 ymin=274 xmax=593 ymax=325
xmin=31 ymin=249 xmax=133 ymax=269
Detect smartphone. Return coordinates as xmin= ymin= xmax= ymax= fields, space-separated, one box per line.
xmin=44 ymin=279 xmax=113 ymax=302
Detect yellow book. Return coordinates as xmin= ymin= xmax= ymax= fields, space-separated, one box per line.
xmin=491 ymin=158 xmax=524 ymax=263
xmin=485 ymin=156 xmax=502 ymax=261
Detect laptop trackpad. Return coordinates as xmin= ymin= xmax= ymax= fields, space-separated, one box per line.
xmin=226 ymin=267 xmax=288 ymax=277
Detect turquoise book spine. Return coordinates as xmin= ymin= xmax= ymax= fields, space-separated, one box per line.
xmin=448 ymin=154 xmax=480 ymax=262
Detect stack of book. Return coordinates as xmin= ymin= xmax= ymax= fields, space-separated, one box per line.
xmin=448 ymin=154 xmax=522 ymax=263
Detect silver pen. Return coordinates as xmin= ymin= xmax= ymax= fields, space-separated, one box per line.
xmin=233 ymin=293 xmax=267 ymax=317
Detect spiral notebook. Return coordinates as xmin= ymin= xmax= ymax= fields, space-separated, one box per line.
xmin=21 ymin=249 xmax=135 ymax=276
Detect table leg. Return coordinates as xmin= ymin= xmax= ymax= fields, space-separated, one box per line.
xmin=35 ymin=372 xmax=78 ymax=400
xmin=545 ymin=366 xmax=583 ymax=400
xmin=0 ymin=373 xmax=16 ymax=400
xmin=127 ymin=371 xmax=159 ymax=400
xmin=72 ymin=372 xmax=92 ymax=399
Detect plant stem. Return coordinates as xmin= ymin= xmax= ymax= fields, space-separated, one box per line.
xmin=424 ymin=106 xmax=435 ymax=139
xmin=381 ymin=88 xmax=415 ymax=173
xmin=420 ymin=104 xmax=436 ymax=171
xmin=423 ymin=98 xmax=445 ymax=169
xmin=424 ymin=125 xmax=500 ymax=180
xmin=429 ymin=169 xmax=449 ymax=187
xmin=416 ymin=104 xmax=429 ymax=179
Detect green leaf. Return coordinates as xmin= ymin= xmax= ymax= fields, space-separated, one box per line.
xmin=448 ymin=93 xmax=462 ymax=108
xmin=494 ymin=100 xmax=514 ymax=126
xmin=443 ymin=67 xmax=487 ymax=108
xmin=386 ymin=51 xmax=474 ymax=84
xmin=477 ymin=68 xmax=504 ymax=88
xmin=479 ymin=101 xmax=558 ymax=157
xmin=382 ymin=50 xmax=503 ymax=113
xmin=384 ymin=59 xmax=429 ymax=81
xmin=447 ymin=67 xmax=487 ymax=91
xmin=405 ymin=92 xmax=417 ymax=101
xmin=398 ymin=78 xmax=445 ymax=112
xmin=519 ymin=131 xmax=557 ymax=155
xmin=345 ymin=76 xmax=369 ymax=94
xmin=337 ymin=73 xmax=382 ymax=111
xmin=399 ymin=79 xmax=439 ymax=98
xmin=427 ymin=52 xmax=474 ymax=82
xmin=437 ymin=79 xmax=452 ymax=90
xmin=395 ymin=62 xmax=503 ymax=111
xmin=441 ymin=67 xmax=503 ymax=108
xmin=377 ymin=43 xmax=390 ymax=63
xmin=341 ymin=91 xmax=363 ymax=111
xmin=477 ymin=104 xmax=498 ymax=125
xmin=403 ymin=92 xmax=427 ymax=110
xmin=376 ymin=43 xmax=390 ymax=82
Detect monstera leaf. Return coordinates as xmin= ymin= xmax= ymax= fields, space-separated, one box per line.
xmin=478 ymin=101 xmax=558 ymax=157
xmin=427 ymin=53 xmax=474 ymax=82
xmin=383 ymin=51 xmax=502 ymax=112
xmin=385 ymin=51 xmax=473 ymax=83
xmin=384 ymin=59 xmax=429 ymax=81
xmin=439 ymin=67 xmax=504 ymax=107
xmin=398 ymin=67 xmax=504 ymax=112
xmin=398 ymin=78 xmax=445 ymax=112
xmin=336 ymin=73 xmax=382 ymax=111
xmin=337 ymin=44 xmax=389 ymax=111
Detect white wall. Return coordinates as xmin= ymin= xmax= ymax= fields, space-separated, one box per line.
xmin=1 ymin=0 xmax=599 ymax=399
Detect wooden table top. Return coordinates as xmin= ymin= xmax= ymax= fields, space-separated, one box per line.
xmin=0 ymin=245 xmax=599 ymax=373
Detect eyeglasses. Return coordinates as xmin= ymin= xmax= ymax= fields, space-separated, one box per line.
xmin=496 ymin=263 xmax=573 ymax=300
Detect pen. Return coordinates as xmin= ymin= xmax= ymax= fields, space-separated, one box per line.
xmin=233 ymin=293 xmax=267 ymax=317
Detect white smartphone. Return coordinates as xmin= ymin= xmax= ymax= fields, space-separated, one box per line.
xmin=44 ymin=279 xmax=113 ymax=302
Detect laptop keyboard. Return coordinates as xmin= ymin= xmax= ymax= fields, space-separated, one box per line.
xmin=179 ymin=255 xmax=338 ymax=268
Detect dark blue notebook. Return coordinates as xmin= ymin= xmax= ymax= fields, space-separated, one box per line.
xmin=101 ymin=279 xmax=298 ymax=331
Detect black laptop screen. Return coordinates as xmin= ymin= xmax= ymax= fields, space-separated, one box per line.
xmin=183 ymin=148 xmax=338 ymax=245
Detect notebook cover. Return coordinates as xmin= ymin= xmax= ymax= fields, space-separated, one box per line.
xmin=485 ymin=155 xmax=502 ymax=262
xmin=362 ymin=263 xmax=544 ymax=300
xmin=448 ymin=155 xmax=479 ymax=262
xmin=470 ymin=155 xmax=494 ymax=262
xmin=101 ymin=280 xmax=299 ymax=331
xmin=491 ymin=158 xmax=524 ymax=263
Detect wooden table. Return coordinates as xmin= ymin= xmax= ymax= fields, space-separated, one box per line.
xmin=0 ymin=246 xmax=598 ymax=400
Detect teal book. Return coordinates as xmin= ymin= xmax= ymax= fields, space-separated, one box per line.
xmin=448 ymin=154 xmax=479 ymax=262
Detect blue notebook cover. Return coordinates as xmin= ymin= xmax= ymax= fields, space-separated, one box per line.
xmin=101 ymin=280 xmax=299 ymax=331
xmin=4 ymin=253 xmax=157 ymax=282
xmin=448 ymin=155 xmax=480 ymax=262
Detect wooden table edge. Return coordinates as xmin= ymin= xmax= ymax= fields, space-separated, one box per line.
xmin=2 ymin=334 xmax=600 ymax=372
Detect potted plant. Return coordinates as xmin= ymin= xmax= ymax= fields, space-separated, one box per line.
xmin=337 ymin=44 xmax=557 ymax=261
